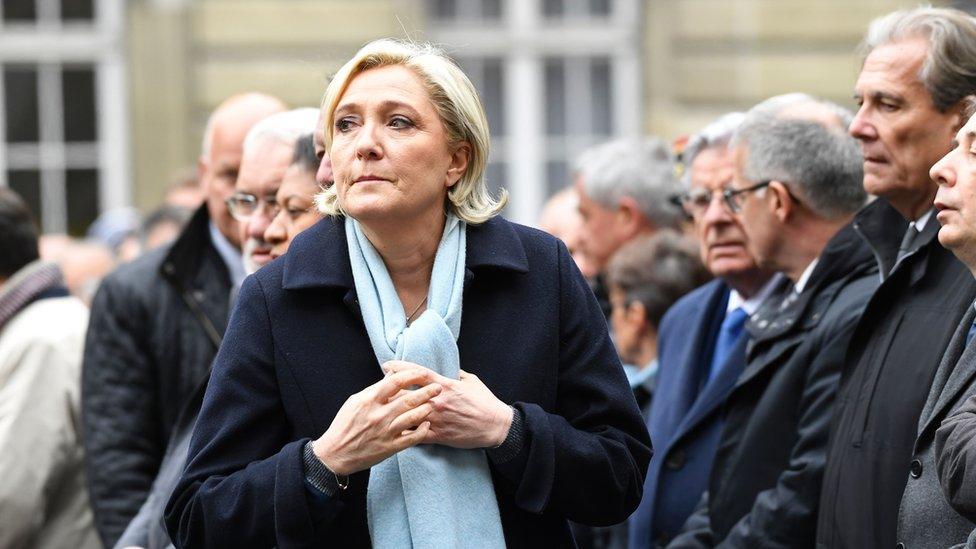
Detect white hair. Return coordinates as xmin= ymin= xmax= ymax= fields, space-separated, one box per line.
xmin=242 ymin=107 xmax=319 ymax=156
xmin=682 ymin=112 xmax=745 ymax=187
xmin=576 ymin=137 xmax=682 ymax=229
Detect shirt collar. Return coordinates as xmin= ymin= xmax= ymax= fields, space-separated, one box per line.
xmin=913 ymin=208 xmax=935 ymax=233
xmin=209 ymin=221 xmax=246 ymax=289
xmin=794 ymin=258 xmax=819 ymax=294
xmin=727 ymin=272 xmax=785 ymax=315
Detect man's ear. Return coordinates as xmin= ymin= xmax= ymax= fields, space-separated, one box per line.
xmin=446 ymin=141 xmax=472 ymax=188
xmin=769 ymin=180 xmax=794 ymax=223
xmin=197 ymin=156 xmax=209 ymax=191
xmin=617 ymin=196 xmax=648 ymax=232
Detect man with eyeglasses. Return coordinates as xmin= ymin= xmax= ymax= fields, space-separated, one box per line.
xmin=667 ymin=94 xmax=875 ymax=548
xmin=628 ymin=112 xmax=779 ymax=549
xmin=227 ymin=108 xmax=320 ymax=277
xmin=81 ymin=93 xmax=285 ymax=547
xmin=112 ymin=107 xmax=318 ymax=549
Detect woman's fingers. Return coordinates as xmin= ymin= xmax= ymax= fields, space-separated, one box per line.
xmin=389 ymin=402 xmax=433 ymax=434
xmin=388 ymin=382 xmax=441 ymax=412
xmin=375 ymin=368 xmax=436 ymax=401
xmin=394 ymin=420 xmax=431 ymax=452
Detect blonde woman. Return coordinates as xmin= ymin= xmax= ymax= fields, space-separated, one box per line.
xmin=165 ymin=39 xmax=650 ymax=548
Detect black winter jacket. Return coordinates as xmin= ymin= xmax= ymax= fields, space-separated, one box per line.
xmin=81 ymin=205 xmax=232 ymax=547
xmin=817 ymin=198 xmax=976 ymax=549
xmin=670 ymin=220 xmax=878 ymax=548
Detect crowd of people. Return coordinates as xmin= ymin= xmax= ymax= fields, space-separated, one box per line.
xmin=3 ymin=4 xmax=976 ymax=548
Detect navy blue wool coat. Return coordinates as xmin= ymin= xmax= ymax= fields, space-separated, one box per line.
xmin=164 ymin=215 xmax=652 ymax=548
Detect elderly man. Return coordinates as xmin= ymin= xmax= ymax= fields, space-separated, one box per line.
xmin=114 ymin=108 xmax=318 ymax=549
xmin=628 ymin=113 xmax=779 ymax=548
xmin=890 ymin=101 xmax=976 ymax=548
xmin=82 ymin=93 xmax=286 ymax=547
xmin=817 ymin=8 xmax=976 ymax=548
xmin=0 ymin=189 xmax=99 ymax=549
xmin=668 ymin=95 xmax=873 ymax=547
xmin=575 ymin=138 xmax=683 ymax=315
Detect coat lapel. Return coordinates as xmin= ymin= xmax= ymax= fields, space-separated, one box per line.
xmin=917 ymin=305 xmax=976 ymax=441
xmin=674 ymin=332 xmax=747 ymax=437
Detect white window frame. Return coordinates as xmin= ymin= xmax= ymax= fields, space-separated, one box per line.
xmin=0 ymin=0 xmax=129 ymax=233
xmin=427 ymin=0 xmax=641 ymax=224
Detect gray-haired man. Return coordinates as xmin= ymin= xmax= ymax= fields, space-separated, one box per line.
xmin=817 ymin=8 xmax=976 ymax=547
xmin=574 ymin=138 xmax=682 ymax=317
xmin=668 ymin=94 xmax=875 ymax=547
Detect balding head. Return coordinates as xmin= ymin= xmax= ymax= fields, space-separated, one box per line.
xmin=198 ymin=92 xmax=286 ymax=249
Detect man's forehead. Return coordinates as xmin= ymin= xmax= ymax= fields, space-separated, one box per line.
xmin=856 ymin=39 xmax=928 ymax=95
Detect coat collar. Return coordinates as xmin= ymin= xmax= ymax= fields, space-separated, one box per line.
xmin=282 ymin=215 xmax=530 ymax=290
xmin=160 ymin=204 xmax=230 ymax=290
xmin=853 ymin=197 xmax=940 ymax=282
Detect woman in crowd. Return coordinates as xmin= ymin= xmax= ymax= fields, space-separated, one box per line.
xmin=265 ymin=133 xmax=329 ymax=261
xmin=165 ymin=38 xmax=651 ymax=547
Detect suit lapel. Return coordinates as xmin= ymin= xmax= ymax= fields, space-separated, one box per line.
xmin=674 ymin=333 xmax=747 ymax=437
xmin=918 ymin=305 xmax=976 ymax=440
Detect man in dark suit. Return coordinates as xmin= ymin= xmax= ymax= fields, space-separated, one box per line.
xmin=669 ymin=94 xmax=875 ymax=548
xmin=627 ymin=113 xmax=778 ymax=548
xmin=81 ymin=93 xmax=286 ymax=546
xmin=816 ymin=8 xmax=976 ymax=548
xmin=895 ymin=100 xmax=976 ymax=547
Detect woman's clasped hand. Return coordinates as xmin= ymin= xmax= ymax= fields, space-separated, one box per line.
xmin=312 ymin=360 xmax=514 ymax=476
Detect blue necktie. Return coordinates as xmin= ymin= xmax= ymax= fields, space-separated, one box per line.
xmin=707 ymin=307 xmax=748 ymax=382
xmin=966 ymin=317 xmax=976 ymax=347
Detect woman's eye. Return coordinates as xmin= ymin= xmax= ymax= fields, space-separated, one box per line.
xmin=335 ymin=118 xmax=356 ymax=133
xmin=389 ymin=116 xmax=413 ymax=129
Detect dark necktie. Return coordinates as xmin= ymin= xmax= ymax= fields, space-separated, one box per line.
xmin=895 ymin=222 xmax=920 ymax=266
xmin=707 ymin=307 xmax=748 ymax=382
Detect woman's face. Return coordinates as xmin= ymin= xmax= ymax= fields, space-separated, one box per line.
xmin=265 ymin=164 xmax=323 ymax=261
xmin=328 ymin=65 xmax=469 ymax=226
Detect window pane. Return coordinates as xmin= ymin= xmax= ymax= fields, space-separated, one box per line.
xmin=547 ymin=160 xmax=569 ymax=197
xmin=430 ymin=0 xmax=456 ymax=19
xmin=544 ymin=59 xmax=566 ymax=136
xmin=2 ymin=0 xmax=36 ymax=22
xmin=589 ymin=0 xmax=611 ymax=16
xmin=543 ymin=0 xmax=564 ymax=18
xmin=4 ymin=65 xmax=40 ymax=143
xmin=66 ymin=168 xmax=98 ymax=236
xmin=481 ymin=0 xmax=502 ymax=19
xmin=61 ymin=0 xmax=93 ymax=21
xmin=8 ymin=170 xmax=41 ymax=225
xmin=591 ymin=58 xmax=613 ymax=136
xmin=482 ymin=58 xmax=505 ymax=136
xmin=62 ymin=65 xmax=98 ymax=142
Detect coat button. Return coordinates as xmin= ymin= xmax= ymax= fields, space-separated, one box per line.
xmin=909 ymin=459 xmax=923 ymax=478
xmin=895 ymin=543 xmax=906 ymax=549
xmin=665 ymin=449 xmax=686 ymax=470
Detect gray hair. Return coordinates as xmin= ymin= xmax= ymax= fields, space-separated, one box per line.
xmin=606 ymin=230 xmax=711 ymax=328
xmin=576 ymin=137 xmax=682 ymax=229
xmin=733 ymin=102 xmax=866 ymax=219
xmin=862 ymin=6 xmax=976 ymax=112
xmin=682 ymin=112 xmax=745 ymax=187
xmin=242 ymin=108 xmax=319 ymax=156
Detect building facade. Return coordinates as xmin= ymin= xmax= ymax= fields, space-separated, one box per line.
xmin=0 ymin=0 xmax=937 ymax=232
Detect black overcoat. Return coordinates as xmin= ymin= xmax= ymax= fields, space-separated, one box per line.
xmin=164 ymin=215 xmax=652 ymax=548
xmin=669 ymin=221 xmax=878 ymax=548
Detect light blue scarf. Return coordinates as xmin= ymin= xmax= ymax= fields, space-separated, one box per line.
xmin=346 ymin=214 xmax=506 ymax=549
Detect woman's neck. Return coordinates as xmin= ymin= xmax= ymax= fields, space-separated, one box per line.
xmin=361 ymin=210 xmax=446 ymax=300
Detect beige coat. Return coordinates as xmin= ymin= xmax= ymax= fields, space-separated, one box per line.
xmin=0 ymin=296 xmax=100 ymax=549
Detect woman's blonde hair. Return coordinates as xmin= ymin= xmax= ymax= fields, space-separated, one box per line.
xmin=315 ymin=38 xmax=507 ymax=224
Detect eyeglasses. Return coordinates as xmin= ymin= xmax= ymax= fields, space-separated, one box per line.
xmin=670 ymin=188 xmax=724 ymax=218
xmin=225 ymin=192 xmax=280 ymax=222
xmin=722 ymin=181 xmax=772 ymax=213
xmin=722 ymin=180 xmax=803 ymax=213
